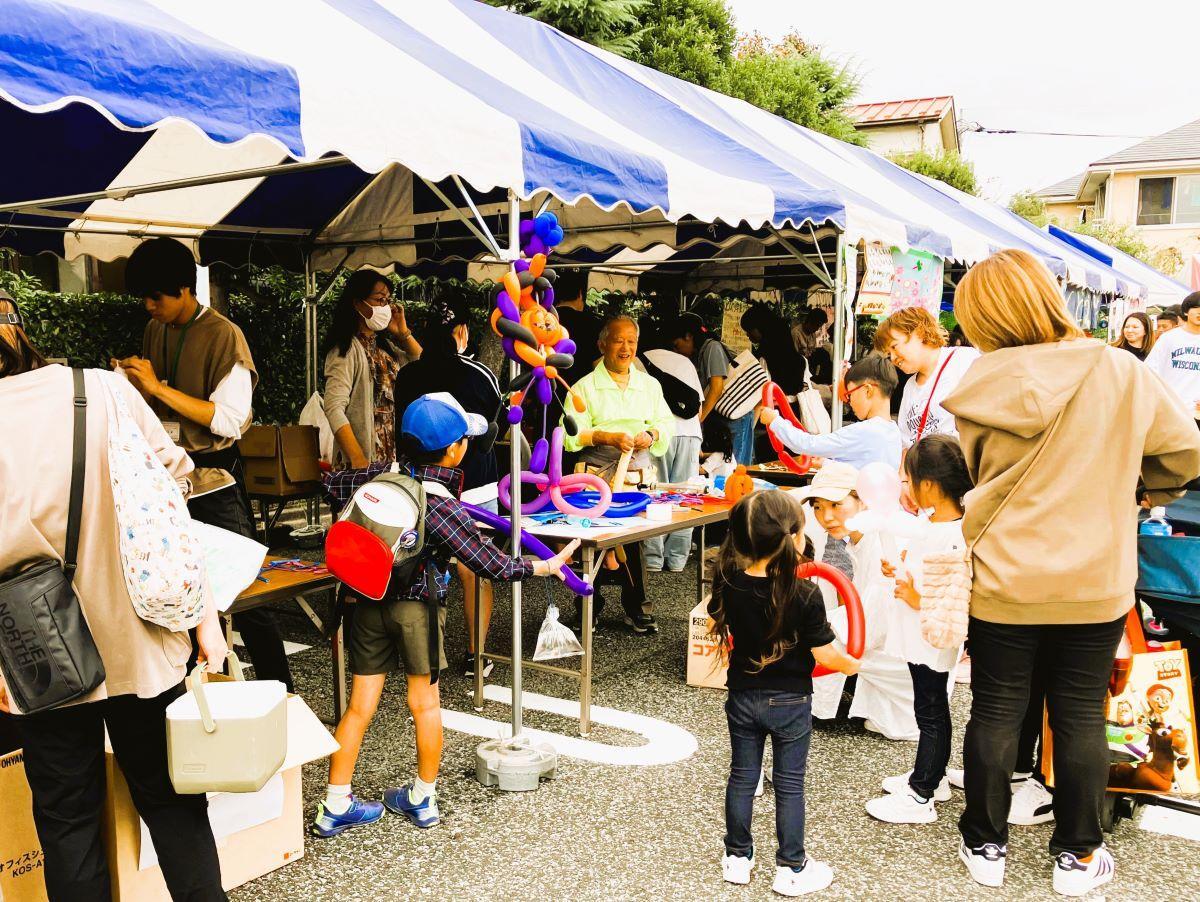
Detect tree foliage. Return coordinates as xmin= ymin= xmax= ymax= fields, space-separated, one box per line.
xmin=629 ymin=0 xmax=737 ymax=90
xmin=1008 ymin=190 xmax=1050 ymax=227
xmin=486 ymin=0 xmax=647 ymax=55
xmin=889 ymin=150 xmax=979 ymax=196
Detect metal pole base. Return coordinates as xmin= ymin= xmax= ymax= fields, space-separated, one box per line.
xmin=474 ymin=736 xmax=558 ymax=792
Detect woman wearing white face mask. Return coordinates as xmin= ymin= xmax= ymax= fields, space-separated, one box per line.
xmin=322 ymin=270 xmax=422 ymax=469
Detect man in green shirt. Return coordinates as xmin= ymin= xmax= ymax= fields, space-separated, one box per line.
xmin=564 ymin=316 xmax=673 ymax=634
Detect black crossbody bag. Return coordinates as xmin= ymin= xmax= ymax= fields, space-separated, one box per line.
xmin=0 ymin=369 xmax=106 ymax=713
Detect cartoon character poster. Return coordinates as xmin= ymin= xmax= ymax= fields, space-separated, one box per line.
xmin=887 ymin=248 xmax=943 ymax=317
xmin=1105 ymin=649 xmax=1197 ymax=795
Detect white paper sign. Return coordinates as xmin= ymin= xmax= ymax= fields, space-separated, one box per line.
xmin=191 ymin=521 xmax=268 ymax=612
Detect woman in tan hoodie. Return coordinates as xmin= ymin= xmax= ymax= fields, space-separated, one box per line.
xmin=942 ymin=250 xmax=1200 ymax=896
xmin=0 ymin=291 xmax=228 ymax=902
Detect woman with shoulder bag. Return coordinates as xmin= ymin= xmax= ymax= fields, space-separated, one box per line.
xmin=942 ymin=251 xmax=1200 ymax=896
xmin=0 ymin=291 xmax=227 ymax=902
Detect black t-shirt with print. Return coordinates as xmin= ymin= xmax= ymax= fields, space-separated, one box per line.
xmin=708 ymin=571 xmax=836 ymax=693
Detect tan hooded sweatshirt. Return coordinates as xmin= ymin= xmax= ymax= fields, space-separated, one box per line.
xmin=942 ymin=339 xmax=1200 ymax=626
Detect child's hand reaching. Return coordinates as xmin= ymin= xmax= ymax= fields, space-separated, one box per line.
xmin=535 ymin=539 xmax=582 ymax=581
xmin=894 ymin=572 xmax=920 ymax=610
xmin=880 ymin=560 xmax=896 ymax=579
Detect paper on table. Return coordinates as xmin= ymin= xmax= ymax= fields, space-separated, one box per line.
xmin=191 ymin=520 xmax=268 ymax=612
xmin=519 ymin=519 xmax=643 ymax=540
xmin=138 ymin=773 xmax=284 ymax=869
xmin=462 ymin=482 xmax=499 ymax=506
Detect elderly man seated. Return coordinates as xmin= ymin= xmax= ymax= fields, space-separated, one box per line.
xmin=563 ymin=315 xmax=673 ymax=634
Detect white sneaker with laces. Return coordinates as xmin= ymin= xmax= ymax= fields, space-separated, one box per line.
xmin=959 ymin=839 xmax=1006 ymax=888
xmin=755 ymin=769 xmax=765 ymax=798
xmin=1008 ymin=778 xmax=1054 ymax=826
xmin=881 ymin=770 xmax=951 ymax=802
xmin=1053 ymin=847 xmax=1114 ymax=897
xmin=721 ymin=852 xmax=754 ymax=885
xmin=945 ymin=768 xmax=1030 ymax=793
xmin=866 ymin=791 xmax=936 ymax=824
xmin=772 ymin=860 xmax=834 ymax=896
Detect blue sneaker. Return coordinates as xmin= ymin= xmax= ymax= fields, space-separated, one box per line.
xmin=310 ymin=795 xmax=385 ymax=838
xmin=383 ymin=784 xmax=440 ymax=828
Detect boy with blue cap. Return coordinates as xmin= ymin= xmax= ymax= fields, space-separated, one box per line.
xmin=313 ymin=393 xmax=578 ymax=836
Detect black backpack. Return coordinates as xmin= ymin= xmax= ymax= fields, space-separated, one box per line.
xmin=640 ymin=353 xmax=702 ymax=420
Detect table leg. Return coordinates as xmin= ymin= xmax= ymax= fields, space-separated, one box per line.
xmin=580 ymin=546 xmax=595 ymax=737
xmin=697 ymin=523 xmax=707 ymax=607
xmin=331 ymin=621 xmax=348 ymax=724
xmin=473 ymin=574 xmax=485 ymax=712
xmin=222 ymin=615 xmax=234 ymax=675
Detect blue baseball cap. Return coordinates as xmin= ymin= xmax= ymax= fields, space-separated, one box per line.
xmin=401 ymin=392 xmax=488 ymax=452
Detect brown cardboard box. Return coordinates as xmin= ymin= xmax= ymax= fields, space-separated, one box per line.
xmin=0 ymin=695 xmax=336 ymax=902
xmin=687 ymin=598 xmax=728 ymax=690
xmin=239 ymin=425 xmax=321 ymax=497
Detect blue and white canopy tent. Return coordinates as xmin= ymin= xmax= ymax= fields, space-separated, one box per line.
xmin=1046 ymin=225 xmax=1190 ymax=311
xmin=1 ymin=0 xmax=1147 ymax=402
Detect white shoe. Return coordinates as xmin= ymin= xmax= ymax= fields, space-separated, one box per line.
xmin=881 ymin=771 xmax=951 ymax=803
xmin=1009 ymin=778 xmax=1054 ymax=826
xmin=955 ymin=654 xmax=972 ymax=684
xmin=946 ymin=768 xmax=1030 ymax=793
xmin=1053 ymin=847 xmax=1114 ymax=897
xmin=722 ymin=852 xmax=754 ymax=885
xmin=772 ymin=860 xmax=834 ymax=896
xmin=866 ymin=791 xmax=936 ymax=824
xmin=755 ymin=769 xmax=765 ymax=798
xmin=959 ymin=839 xmax=1006 ymax=888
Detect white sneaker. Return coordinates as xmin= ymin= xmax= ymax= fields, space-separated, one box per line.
xmin=1009 ymin=778 xmax=1054 ymax=826
xmin=772 ymin=860 xmax=834 ymax=896
xmin=1053 ymin=847 xmax=1114 ymax=897
xmin=755 ymin=769 xmax=765 ymax=798
xmin=881 ymin=770 xmax=951 ymax=803
xmin=866 ymin=791 xmax=936 ymax=824
xmin=722 ymin=852 xmax=754 ymax=885
xmin=955 ymin=654 xmax=972 ymax=684
xmin=959 ymin=839 xmax=1006 ymax=888
xmin=946 ymin=769 xmax=1030 ymax=793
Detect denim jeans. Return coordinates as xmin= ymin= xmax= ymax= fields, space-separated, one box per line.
xmin=959 ymin=615 xmax=1125 ymax=857
xmin=724 ymin=688 xmax=812 ymax=868
xmin=645 ymin=434 xmax=702 ymax=571
xmin=730 ymin=411 xmax=755 ymax=467
xmin=908 ymin=663 xmax=952 ymax=798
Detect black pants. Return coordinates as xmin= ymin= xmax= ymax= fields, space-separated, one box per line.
xmin=959 ymin=614 xmax=1125 ymax=856
xmin=588 ymin=541 xmax=650 ymax=618
xmin=188 ymin=470 xmax=293 ymax=691
xmin=908 ymin=663 xmax=952 ymax=799
xmin=8 ymin=686 xmax=225 ymax=902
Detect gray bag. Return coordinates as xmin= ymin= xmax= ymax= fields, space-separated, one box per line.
xmin=0 ymin=369 xmax=105 ymax=713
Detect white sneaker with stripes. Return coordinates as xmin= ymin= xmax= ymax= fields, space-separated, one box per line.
xmin=1052 ymin=846 xmax=1114 ymax=897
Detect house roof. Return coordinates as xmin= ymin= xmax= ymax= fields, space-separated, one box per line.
xmin=848 ymin=96 xmax=954 ymax=126
xmin=1034 ymin=172 xmax=1084 ymax=200
xmin=1091 ymin=117 xmax=1200 ymax=166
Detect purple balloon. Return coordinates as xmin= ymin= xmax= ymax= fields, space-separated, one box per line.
xmin=506 ymin=405 xmax=523 ymax=425
xmin=536 ymin=375 xmax=554 ymax=405
xmin=530 ymin=437 xmax=549 ymax=473
xmin=541 ymin=285 xmax=555 ymax=310
xmin=513 ymin=258 xmax=531 ymax=273
xmin=519 ymin=219 xmax=536 ymax=242
xmin=495 ymin=289 xmax=519 ymax=323
xmin=502 ymin=337 xmax=517 ymax=361
xmin=525 ymin=235 xmax=547 ymax=257
xmin=556 ymin=337 xmax=577 ymax=356
xmin=463 ymin=502 xmax=592 ymax=596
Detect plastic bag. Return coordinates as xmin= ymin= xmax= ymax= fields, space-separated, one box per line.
xmin=299 ymin=392 xmax=335 ymax=464
xmin=533 ymin=603 xmax=584 ymax=661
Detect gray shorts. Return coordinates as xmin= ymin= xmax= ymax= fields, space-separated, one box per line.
xmin=349 ymin=599 xmax=448 ymax=676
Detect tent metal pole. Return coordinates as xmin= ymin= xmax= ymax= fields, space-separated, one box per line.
xmin=505 ymin=189 xmax=524 ymax=740
xmin=420 ymin=177 xmax=504 ymax=259
xmin=769 ymin=226 xmax=834 ymax=290
xmin=831 ymin=233 xmax=848 ymax=428
xmin=0 ymin=155 xmax=354 ymax=215
xmin=451 ymin=175 xmax=505 ymax=259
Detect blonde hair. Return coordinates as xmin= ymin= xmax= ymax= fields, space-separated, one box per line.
xmin=954 ymin=249 xmax=1085 ymax=352
xmin=873 ymin=306 xmax=947 ymax=353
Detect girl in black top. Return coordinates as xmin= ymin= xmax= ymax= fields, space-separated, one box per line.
xmin=707 ymin=490 xmax=859 ymax=895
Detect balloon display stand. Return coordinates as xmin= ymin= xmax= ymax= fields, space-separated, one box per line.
xmin=475 ymin=736 xmax=558 ymax=791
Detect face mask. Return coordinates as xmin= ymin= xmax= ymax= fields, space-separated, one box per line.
xmin=363 ymin=304 xmax=392 ymax=331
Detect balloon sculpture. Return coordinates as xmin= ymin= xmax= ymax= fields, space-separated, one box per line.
xmin=492 ymin=211 xmax=614 ymax=519
xmin=803 ymin=561 xmax=865 ymax=677
xmin=845 ymin=463 xmax=923 ymax=570
xmin=761 ymin=382 xmax=813 ymax=475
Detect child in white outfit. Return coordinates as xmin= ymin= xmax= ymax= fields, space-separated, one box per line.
xmin=865 ymin=435 xmax=973 ymax=824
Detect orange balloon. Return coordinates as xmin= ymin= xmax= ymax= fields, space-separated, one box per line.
xmin=543 ymin=365 xmax=557 ymax=380
xmin=572 ymin=393 xmax=586 ymax=413
xmin=489 ymin=306 xmax=504 ymax=337
xmin=511 ymin=391 xmax=524 ymax=407
xmin=515 ymin=341 xmax=546 ymax=369
xmin=502 ymin=271 xmax=522 ymax=306
xmin=528 ymin=254 xmax=546 ymax=279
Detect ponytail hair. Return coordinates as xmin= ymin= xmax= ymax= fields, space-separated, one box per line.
xmin=903 ymin=433 xmax=973 ymax=507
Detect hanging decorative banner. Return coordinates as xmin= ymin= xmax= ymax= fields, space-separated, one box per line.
xmin=888 ymin=247 xmax=944 ymax=316
xmin=856 ymin=243 xmax=894 ymax=315
xmin=721 ymin=298 xmax=751 ymax=353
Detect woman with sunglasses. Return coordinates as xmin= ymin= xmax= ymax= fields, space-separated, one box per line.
xmin=760 ymin=355 xmax=902 ymax=470
xmin=323 ymin=270 xmax=422 ymax=469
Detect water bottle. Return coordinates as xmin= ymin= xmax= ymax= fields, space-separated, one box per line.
xmin=1139 ymin=507 xmax=1172 ymax=537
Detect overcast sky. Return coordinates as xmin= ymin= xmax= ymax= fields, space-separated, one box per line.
xmin=726 ymin=0 xmax=1195 ymax=201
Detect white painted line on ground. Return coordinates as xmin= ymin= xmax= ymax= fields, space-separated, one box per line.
xmin=230 ymin=632 xmax=311 ymax=657
xmin=442 ymin=684 xmax=698 ymax=766
xmin=1139 ymin=803 xmax=1200 ymax=842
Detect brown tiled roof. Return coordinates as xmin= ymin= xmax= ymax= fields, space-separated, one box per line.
xmin=1092 ymin=118 xmax=1200 ymax=166
xmin=1034 ymin=172 xmax=1084 ymax=200
xmin=847 ymin=96 xmax=954 ymax=125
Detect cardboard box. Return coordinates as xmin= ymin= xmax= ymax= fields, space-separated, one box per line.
xmin=0 ymin=695 xmax=336 ymax=902
xmin=239 ymin=425 xmax=321 ymax=497
xmin=687 ymin=598 xmax=729 ymax=690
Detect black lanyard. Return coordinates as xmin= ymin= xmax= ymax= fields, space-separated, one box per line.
xmin=163 ymin=305 xmax=203 ymax=388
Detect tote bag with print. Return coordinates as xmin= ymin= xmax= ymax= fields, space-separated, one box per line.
xmin=101 ymin=374 xmax=208 ymax=631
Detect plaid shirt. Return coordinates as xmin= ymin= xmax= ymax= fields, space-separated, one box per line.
xmin=324 ymin=463 xmax=534 ymax=602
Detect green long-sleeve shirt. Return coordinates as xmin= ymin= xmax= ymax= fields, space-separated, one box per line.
xmin=562 ymin=361 xmax=674 ymax=456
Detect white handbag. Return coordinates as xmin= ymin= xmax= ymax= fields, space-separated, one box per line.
xmin=796 ymin=361 xmax=832 ymax=434
xmin=100 ymin=373 xmax=208 ymax=631
xmin=714 ymin=348 xmax=770 ymax=420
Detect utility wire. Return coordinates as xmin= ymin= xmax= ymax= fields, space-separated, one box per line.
xmin=961 ymin=122 xmax=1150 ymax=139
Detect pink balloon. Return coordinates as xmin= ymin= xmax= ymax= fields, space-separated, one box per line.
xmin=855 ymin=463 xmax=902 ymax=512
